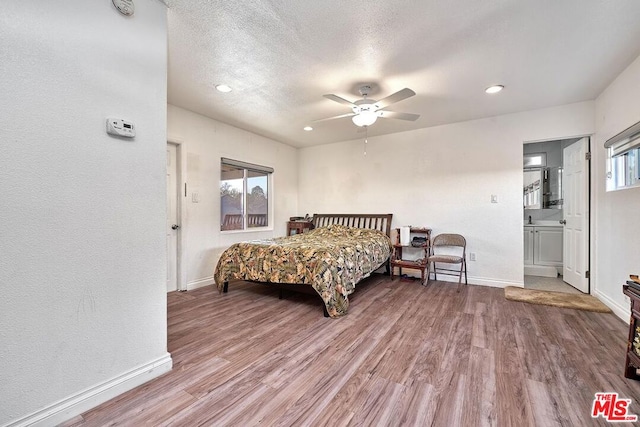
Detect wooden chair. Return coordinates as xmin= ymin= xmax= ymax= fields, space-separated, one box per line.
xmin=427 ymin=233 xmax=467 ymax=290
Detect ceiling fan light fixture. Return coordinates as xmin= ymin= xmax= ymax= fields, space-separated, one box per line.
xmin=352 ymin=110 xmax=378 ymax=127
xmin=318 ymin=86 xmax=417 ymax=127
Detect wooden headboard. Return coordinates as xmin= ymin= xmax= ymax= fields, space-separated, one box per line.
xmin=312 ymin=213 xmax=393 ymax=237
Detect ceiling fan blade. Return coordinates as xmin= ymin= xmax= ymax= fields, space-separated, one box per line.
xmin=374 ymin=88 xmax=416 ymax=109
xmin=312 ymin=112 xmax=355 ymax=123
xmin=378 ymin=110 xmax=420 ymax=121
xmin=323 ymin=94 xmax=357 ymax=107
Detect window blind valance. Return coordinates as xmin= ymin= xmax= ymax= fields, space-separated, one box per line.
xmin=221 ymin=158 xmax=274 ymax=174
xmin=604 ymin=120 xmax=640 ymax=157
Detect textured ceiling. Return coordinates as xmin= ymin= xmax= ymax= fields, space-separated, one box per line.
xmin=164 ymin=0 xmax=640 ymax=147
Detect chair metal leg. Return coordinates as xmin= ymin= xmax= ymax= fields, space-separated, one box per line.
xmin=464 ymin=260 xmax=468 ymax=285
xmin=425 ymin=261 xmax=431 ymax=286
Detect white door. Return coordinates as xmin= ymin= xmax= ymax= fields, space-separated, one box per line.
xmin=166 ymin=144 xmax=179 ymax=292
xmin=562 ymin=137 xmax=589 ymax=293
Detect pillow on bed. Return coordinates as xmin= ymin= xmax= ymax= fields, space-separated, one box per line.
xmin=306 ymin=224 xmax=391 ymax=245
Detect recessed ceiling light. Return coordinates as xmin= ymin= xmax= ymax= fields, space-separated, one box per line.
xmin=485 ymin=85 xmax=504 ymax=94
xmin=215 ymin=84 xmax=232 ymax=93
xmin=303 ymin=126 xmax=313 ymax=131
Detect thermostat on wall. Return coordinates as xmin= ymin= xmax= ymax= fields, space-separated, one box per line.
xmin=106 ymin=117 xmax=135 ymax=138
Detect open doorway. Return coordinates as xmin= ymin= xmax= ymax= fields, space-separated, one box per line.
xmin=522 ymin=137 xmax=590 ymax=294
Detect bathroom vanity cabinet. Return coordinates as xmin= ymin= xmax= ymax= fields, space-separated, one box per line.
xmin=524 ymin=224 xmax=563 ymax=277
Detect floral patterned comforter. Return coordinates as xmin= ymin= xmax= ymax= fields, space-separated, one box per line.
xmin=214 ymin=224 xmax=392 ymax=318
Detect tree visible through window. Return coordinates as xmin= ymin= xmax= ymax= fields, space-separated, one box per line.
xmin=220 ymin=158 xmax=272 ymax=231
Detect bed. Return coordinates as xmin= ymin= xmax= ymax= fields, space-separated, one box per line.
xmin=214 ymin=213 xmax=393 ymax=318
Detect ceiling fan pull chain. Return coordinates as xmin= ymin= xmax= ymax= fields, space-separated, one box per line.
xmin=364 ymin=127 xmax=368 ymax=156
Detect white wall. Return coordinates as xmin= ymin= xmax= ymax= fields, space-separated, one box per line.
xmin=0 ymin=2 xmax=170 ymax=426
xmin=593 ymin=54 xmax=640 ymax=319
xmin=299 ymin=102 xmax=594 ymax=287
xmin=167 ymin=105 xmax=298 ymax=288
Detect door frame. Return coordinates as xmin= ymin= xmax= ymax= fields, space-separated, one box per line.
xmin=522 ymin=135 xmax=592 ymax=294
xmin=168 ymin=137 xmax=187 ymax=292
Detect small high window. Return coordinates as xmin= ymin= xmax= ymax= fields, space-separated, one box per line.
xmin=524 ymin=152 xmax=547 ymax=168
xmin=220 ymin=158 xmax=272 ymax=231
xmin=606 ymin=148 xmax=640 ymax=191
xmin=605 ymin=121 xmax=640 ymax=191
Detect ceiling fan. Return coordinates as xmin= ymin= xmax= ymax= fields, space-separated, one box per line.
xmin=316 ymin=85 xmax=420 ymax=127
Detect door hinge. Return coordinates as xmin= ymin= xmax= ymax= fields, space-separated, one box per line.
xmin=585 ymin=152 xmax=592 ymax=161
xmin=585 ymin=270 xmax=590 ymax=279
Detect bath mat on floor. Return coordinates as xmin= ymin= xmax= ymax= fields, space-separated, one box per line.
xmin=504 ymin=286 xmax=611 ymax=313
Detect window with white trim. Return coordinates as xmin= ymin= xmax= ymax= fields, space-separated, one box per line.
xmin=605 ymin=121 xmax=640 ymax=191
xmin=220 ymin=158 xmax=272 ymax=231
xmin=523 ymin=152 xmax=547 ymax=168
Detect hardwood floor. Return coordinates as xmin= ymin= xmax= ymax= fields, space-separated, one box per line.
xmin=67 ymin=275 xmax=640 ymax=426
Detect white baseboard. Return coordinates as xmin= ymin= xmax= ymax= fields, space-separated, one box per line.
xmin=187 ymin=276 xmax=215 ymax=291
xmin=414 ymin=274 xmax=523 ymax=289
xmin=594 ymin=289 xmax=630 ymax=324
xmin=524 ymin=264 xmax=560 ymax=278
xmin=202 ymin=271 xmax=519 ymax=291
xmin=5 ymin=353 xmax=172 ymax=427
xmin=468 ymin=276 xmax=524 ymax=288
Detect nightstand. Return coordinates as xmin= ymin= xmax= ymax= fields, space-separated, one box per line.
xmin=287 ymin=220 xmax=314 ymax=236
xmin=624 ymin=283 xmax=640 ymax=380
xmin=390 ymin=227 xmax=432 ymax=283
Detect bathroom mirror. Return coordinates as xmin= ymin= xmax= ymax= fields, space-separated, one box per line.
xmin=523 ymin=166 xmax=563 ymax=209
xmin=523 ymin=169 xmax=543 ymax=209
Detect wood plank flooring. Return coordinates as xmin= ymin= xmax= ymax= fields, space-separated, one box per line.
xmin=66 ymin=276 xmax=640 ymax=426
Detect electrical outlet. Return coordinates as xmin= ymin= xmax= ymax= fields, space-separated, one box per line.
xmin=469 ymin=252 xmax=476 ymax=261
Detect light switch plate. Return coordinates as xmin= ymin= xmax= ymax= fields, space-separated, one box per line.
xmin=491 ymin=194 xmax=498 ymax=203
